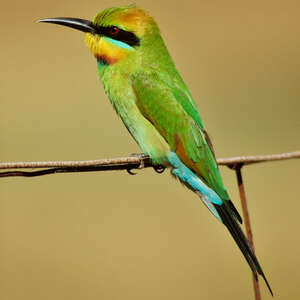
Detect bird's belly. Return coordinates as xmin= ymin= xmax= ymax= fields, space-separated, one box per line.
xmin=101 ymin=69 xmax=170 ymax=165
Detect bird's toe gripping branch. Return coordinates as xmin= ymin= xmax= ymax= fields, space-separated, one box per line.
xmin=126 ymin=153 xmax=147 ymax=175
xmin=126 ymin=153 xmax=165 ymax=175
xmin=153 ymin=165 xmax=166 ymax=174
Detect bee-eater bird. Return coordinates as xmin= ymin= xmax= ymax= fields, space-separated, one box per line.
xmin=38 ymin=4 xmax=272 ymax=295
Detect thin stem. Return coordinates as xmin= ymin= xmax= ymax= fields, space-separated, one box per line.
xmin=235 ymin=165 xmax=261 ymax=300
xmin=0 ymin=151 xmax=299 ymax=178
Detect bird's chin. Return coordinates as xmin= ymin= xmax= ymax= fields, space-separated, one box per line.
xmin=85 ymin=33 xmax=101 ymax=57
xmin=84 ymin=33 xmax=128 ymax=65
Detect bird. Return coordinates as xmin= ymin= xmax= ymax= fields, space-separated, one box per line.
xmin=37 ymin=4 xmax=272 ymax=295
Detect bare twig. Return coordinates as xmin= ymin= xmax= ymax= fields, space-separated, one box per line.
xmin=0 ymin=151 xmax=299 ymax=177
xmin=218 ymin=150 xmax=300 ymax=167
xmin=235 ymin=165 xmax=262 ymax=300
xmin=0 ymin=156 xmax=150 ymax=170
xmin=0 ymin=155 xmax=153 ymax=178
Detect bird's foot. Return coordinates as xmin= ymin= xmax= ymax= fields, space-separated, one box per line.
xmin=153 ymin=165 xmax=166 ymax=174
xmin=127 ymin=153 xmax=149 ymax=175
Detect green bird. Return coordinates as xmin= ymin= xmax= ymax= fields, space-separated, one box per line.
xmin=38 ymin=4 xmax=272 ymax=295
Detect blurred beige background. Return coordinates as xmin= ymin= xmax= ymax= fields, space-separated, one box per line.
xmin=1 ymin=0 xmax=299 ymax=299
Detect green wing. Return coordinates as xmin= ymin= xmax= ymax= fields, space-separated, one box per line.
xmin=132 ymin=70 xmax=242 ymax=222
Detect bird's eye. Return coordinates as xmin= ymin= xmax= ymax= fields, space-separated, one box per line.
xmin=109 ymin=26 xmax=119 ymax=35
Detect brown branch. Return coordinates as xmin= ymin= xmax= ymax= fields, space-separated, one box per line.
xmin=0 ymin=150 xmax=299 ymax=178
xmin=0 ymin=156 xmax=149 ymax=170
xmin=235 ymin=166 xmax=262 ymax=300
xmin=218 ymin=150 xmax=300 ymax=167
xmin=0 ymin=155 xmax=152 ymax=178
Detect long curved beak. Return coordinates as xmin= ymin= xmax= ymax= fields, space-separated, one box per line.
xmin=37 ymin=17 xmax=96 ymax=34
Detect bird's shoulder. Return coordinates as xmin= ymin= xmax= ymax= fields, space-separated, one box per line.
xmin=132 ymin=70 xmax=232 ymax=202
xmin=131 ymin=69 xmax=205 ymax=130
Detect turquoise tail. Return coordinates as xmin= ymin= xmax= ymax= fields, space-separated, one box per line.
xmin=168 ymin=152 xmax=273 ymax=296
xmin=168 ymin=152 xmax=223 ymax=221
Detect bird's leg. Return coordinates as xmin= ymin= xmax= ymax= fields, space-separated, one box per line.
xmin=153 ymin=165 xmax=166 ymax=174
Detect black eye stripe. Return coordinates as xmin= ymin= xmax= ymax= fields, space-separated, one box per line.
xmin=97 ymin=26 xmax=140 ymax=47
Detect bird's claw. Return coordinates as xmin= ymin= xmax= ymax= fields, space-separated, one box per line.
xmin=127 ymin=168 xmax=137 ymax=175
xmin=127 ymin=153 xmax=149 ymax=175
xmin=153 ymin=165 xmax=166 ymax=174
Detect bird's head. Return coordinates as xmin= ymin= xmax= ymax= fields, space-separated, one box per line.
xmin=38 ymin=5 xmax=158 ymax=66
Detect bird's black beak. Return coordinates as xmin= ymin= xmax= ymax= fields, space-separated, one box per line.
xmin=37 ymin=17 xmax=96 ymax=34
